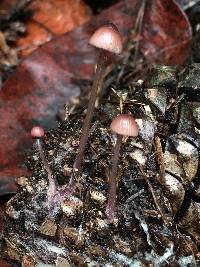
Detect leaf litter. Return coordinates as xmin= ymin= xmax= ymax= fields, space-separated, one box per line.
xmin=0 ymin=0 xmax=200 ymax=266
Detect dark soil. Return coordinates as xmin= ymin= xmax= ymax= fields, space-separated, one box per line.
xmin=1 ymin=62 xmax=200 ymax=266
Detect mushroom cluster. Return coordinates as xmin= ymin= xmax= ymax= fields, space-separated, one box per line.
xmin=4 ymin=22 xmax=200 ymax=266
xmin=31 ymin=23 xmax=136 ymax=220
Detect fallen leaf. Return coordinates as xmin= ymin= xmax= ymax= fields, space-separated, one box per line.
xmin=29 ymin=0 xmax=92 ymax=35
xmin=0 ymin=0 xmax=27 ymax=17
xmin=0 ymin=0 xmax=141 ymax=194
xmin=0 ymin=0 xmax=192 ymax=194
xmin=0 ymin=260 xmax=11 ymax=267
xmin=16 ymin=21 xmax=52 ymax=56
xmin=17 ymin=0 xmax=92 ymax=57
xmin=141 ymin=0 xmax=192 ymax=65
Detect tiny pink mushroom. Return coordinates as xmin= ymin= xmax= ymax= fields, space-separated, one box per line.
xmin=106 ymin=114 xmax=139 ymax=223
xmin=110 ymin=114 xmax=139 ymax=137
xmin=31 ymin=126 xmax=57 ymax=213
xmin=89 ymin=23 xmax=123 ymax=54
xmin=31 ymin=126 xmax=45 ymax=138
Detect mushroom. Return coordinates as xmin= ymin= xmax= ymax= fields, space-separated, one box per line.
xmin=74 ymin=22 xmax=123 ymax=174
xmin=31 ymin=126 xmax=57 ymax=207
xmin=106 ymin=114 xmax=139 ymax=222
xmin=31 ymin=126 xmax=45 ymax=138
xmin=62 ymin=23 xmax=123 ymax=197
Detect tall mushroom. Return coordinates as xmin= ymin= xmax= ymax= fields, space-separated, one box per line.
xmin=106 ymin=114 xmax=139 ymax=222
xmin=31 ymin=126 xmax=57 ymax=208
xmin=62 ymin=23 xmax=123 ymax=197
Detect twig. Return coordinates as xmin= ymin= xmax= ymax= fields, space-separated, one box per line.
xmin=154 ymin=135 xmax=166 ymax=185
xmin=132 ymin=0 xmax=146 ymax=66
xmin=138 ymin=166 xmax=170 ymax=227
xmin=117 ymin=0 xmax=146 ymax=82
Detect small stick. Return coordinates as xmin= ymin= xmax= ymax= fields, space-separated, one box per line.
xmin=139 ymin=166 xmax=170 ymax=227
xmin=154 ymin=135 xmax=166 ymax=184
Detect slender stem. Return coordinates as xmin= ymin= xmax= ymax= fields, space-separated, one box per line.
xmin=74 ymin=50 xmax=109 ymax=174
xmin=61 ymin=50 xmax=110 ymax=198
xmin=35 ymin=139 xmax=57 ymax=200
xmin=106 ymin=134 xmax=123 ymax=222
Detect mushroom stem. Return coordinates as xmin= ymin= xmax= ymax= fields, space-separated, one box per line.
xmin=61 ymin=51 xmax=110 ymax=198
xmin=35 ymin=139 xmax=57 ymax=205
xmin=74 ymin=50 xmax=109 ymax=174
xmin=106 ymin=134 xmax=123 ymax=222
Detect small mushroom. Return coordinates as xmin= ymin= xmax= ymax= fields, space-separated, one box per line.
xmin=62 ymin=23 xmax=123 ymax=198
xmin=31 ymin=126 xmax=45 ymax=138
xmin=74 ymin=23 xmax=123 ymax=174
xmin=31 ymin=126 xmax=57 ymax=208
xmin=106 ymin=114 xmax=139 ymax=222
